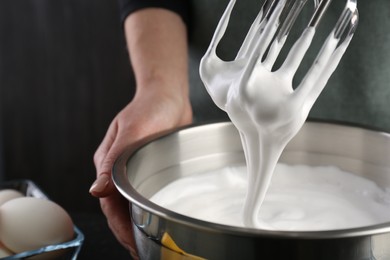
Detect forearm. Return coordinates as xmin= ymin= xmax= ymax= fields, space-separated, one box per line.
xmin=91 ymin=6 xmax=191 ymax=257
xmin=124 ymin=8 xmax=190 ymax=100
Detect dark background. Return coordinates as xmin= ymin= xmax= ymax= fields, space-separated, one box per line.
xmin=2 ymin=1 xmax=387 ymax=259
xmin=0 ymin=0 xmax=134 ymax=258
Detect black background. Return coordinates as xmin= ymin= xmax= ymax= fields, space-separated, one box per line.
xmin=0 ymin=0 xmax=134 ymax=258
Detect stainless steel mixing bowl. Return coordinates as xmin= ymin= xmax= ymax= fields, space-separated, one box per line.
xmin=113 ymin=121 xmax=390 ymax=260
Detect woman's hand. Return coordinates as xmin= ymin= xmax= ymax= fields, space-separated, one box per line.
xmin=90 ymin=6 xmax=191 ymax=258
xmin=90 ymin=88 xmax=192 ymax=258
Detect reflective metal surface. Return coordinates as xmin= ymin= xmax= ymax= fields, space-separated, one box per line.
xmin=113 ymin=121 xmax=390 ymax=260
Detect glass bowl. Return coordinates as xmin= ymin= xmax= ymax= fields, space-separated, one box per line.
xmin=0 ymin=179 xmax=84 ymax=260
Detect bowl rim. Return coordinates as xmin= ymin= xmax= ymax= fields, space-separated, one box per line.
xmin=112 ymin=120 xmax=390 ymax=239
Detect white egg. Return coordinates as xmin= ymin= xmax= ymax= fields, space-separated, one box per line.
xmin=0 ymin=197 xmax=74 ymax=254
xmin=0 ymin=189 xmax=24 ymax=206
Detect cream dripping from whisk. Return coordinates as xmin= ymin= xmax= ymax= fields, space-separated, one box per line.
xmin=199 ymin=0 xmax=358 ymax=227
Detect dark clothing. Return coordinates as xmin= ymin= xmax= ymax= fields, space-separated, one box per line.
xmin=118 ymin=0 xmax=390 ymax=132
xmin=117 ymin=0 xmax=190 ymax=25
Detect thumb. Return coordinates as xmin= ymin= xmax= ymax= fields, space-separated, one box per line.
xmin=89 ymin=172 xmax=115 ymax=197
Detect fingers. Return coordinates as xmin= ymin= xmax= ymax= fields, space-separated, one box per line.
xmin=91 ymin=119 xmax=122 ymax=197
xmin=100 ymin=191 xmax=139 ymax=259
xmin=89 ymin=173 xmax=116 ymax=197
xmin=93 ymin=119 xmax=118 ymax=174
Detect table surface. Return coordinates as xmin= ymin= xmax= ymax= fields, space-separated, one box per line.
xmin=72 ymin=212 xmax=132 ymax=260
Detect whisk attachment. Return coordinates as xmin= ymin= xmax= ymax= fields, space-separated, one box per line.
xmin=200 ymin=0 xmax=358 ymax=228
xmin=308 ymin=0 xmax=332 ymax=28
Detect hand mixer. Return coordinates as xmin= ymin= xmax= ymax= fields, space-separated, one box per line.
xmin=200 ymin=0 xmax=358 ymax=227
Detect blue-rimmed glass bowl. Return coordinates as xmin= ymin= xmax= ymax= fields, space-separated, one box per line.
xmin=0 ymin=180 xmax=84 ymax=260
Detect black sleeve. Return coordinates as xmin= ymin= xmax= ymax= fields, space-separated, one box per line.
xmin=117 ymin=0 xmax=190 ymax=26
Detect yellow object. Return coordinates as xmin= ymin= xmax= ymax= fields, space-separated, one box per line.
xmin=161 ymin=233 xmax=206 ymax=260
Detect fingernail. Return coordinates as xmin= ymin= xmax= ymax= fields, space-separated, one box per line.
xmin=89 ymin=174 xmax=110 ymax=194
